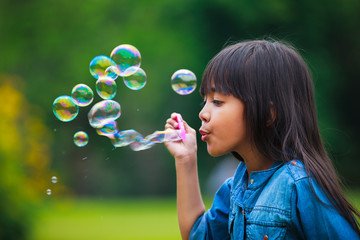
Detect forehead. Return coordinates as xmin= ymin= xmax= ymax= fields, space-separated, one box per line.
xmin=201 ymin=76 xmax=231 ymax=97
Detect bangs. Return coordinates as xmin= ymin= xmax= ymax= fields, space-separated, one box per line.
xmin=200 ymin=42 xmax=254 ymax=101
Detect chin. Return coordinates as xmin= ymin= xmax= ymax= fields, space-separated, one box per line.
xmin=207 ymin=145 xmax=227 ymax=157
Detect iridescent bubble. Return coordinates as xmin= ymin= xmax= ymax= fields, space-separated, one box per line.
xmin=71 ymin=84 xmax=94 ymax=107
xmin=96 ymin=76 xmax=117 ymax=100
xmin=123 ymin=67 xmax=147 ymax=90
xmin=89 ymin=55 xmax=118 ymax=80
xmin=51 ymin=176 xmax=58 ymax=184
xmin=110 ymin=44 xmax=141 ymax=76
xmin=171 ymin=69 xmax=197 ymax=95
xmin=46 ymin=189 xmax=52 ymax=195
xmin=110 ymin=129 xmax=181 ymax=150
xmin=130 ymin=137 xmax=155 ymax=151
xmin=96 ymin=120 xmax=118 ymax=137
xmin=110 ymin=130 xmax=141 ymax=148
xmin=88 ymin=100 xmax=121 ymax=128
xmin=145 ymin=129 xmax=182 ymax=143
xmin=53 ymin=95 xmax=79 ymax=122
xmin=74 ymin=131 xmax=89 ymax=147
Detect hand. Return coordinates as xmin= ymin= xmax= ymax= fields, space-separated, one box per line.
xmin=164 ymin=113 xmax=197 ymax=164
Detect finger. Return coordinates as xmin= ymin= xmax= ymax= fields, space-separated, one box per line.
xmin=171 ymin=112 xmax=180 ymax=121
xmin=166 ymin=118 xmax=178 ymax=128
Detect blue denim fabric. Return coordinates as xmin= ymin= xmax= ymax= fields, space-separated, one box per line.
xmin=190 ymin=160 xmax=359 ymax=240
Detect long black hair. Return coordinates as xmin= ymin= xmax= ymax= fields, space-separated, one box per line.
xmin=200 ymin=40 xmax=360 ymax=235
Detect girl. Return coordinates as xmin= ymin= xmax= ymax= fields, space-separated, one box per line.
xmin=164 ymin=40 xmax=360 ymax=239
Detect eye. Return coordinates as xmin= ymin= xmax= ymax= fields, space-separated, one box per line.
xmin=200 ymin=100 xmax=206 ymax=107
xmin=212 ymin=100 xmax=223 ymax=106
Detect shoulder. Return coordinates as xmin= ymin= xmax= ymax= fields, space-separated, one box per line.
xmin=277 ymin=160 xmax=329 ymax=204
xmin=276 ymin=159 xmax=309 ymax=182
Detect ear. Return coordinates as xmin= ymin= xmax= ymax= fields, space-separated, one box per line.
xmin=266 ymin=101 xmax=276 ymax=127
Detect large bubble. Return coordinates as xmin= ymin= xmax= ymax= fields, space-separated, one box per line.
xmin=96 ymin=76 xmax=117 ymax=100
xmin=71 ymin=84 xmax=94 ymax=107
xmin=73 ymin=131 xmax=89 ymax=147
xmin=53 ymin=95 xmax=79 ymax=122
xmin=171 ymin=69 xmax=197 ymax=95
xmin=88 ymin=100 xmax=121 ymax=128
xmin=110 ymin=44 xmax=141 ymax=77
xmin=89 ymin=55 xmax=118 ymax=80
xmin=123 ymin=67 xmax=147 ymax=90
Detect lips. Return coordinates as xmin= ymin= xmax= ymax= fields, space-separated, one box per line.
xmin=199 ymin=129 xmax=210 ymax=141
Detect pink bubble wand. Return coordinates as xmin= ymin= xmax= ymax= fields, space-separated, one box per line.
xmin=175 ymin=113 xmax=186 ymax=142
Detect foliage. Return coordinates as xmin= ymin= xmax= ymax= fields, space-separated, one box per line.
xmin=0 ymin=75 xmax=57 ymax=239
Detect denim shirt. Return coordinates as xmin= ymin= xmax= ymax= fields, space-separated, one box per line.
xmin=190 ymin=160 xmax=359 ymax=239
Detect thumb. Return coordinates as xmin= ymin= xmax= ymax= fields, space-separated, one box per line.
xmin=181 ymin=118 xmax=192 ymax=132
xmin=176 ymin=115 xmax=195 ymax=134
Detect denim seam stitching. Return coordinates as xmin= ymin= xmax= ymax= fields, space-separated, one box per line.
xmin=248 ymin=206 xmax=291 ymax=217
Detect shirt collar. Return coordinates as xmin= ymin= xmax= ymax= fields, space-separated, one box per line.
xmin=232 ymin=161 xmax=283 ymax=191
xmin=247 ymin=161 xmax=283 ymax=190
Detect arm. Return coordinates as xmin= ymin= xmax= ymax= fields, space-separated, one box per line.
xmin=165 ymin=113 xmax=206 ymax=240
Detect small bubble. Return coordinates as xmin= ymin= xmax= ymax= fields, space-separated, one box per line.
xmin=71 ymin=84 xmax=94 ymax=107
xmin=96 ymin=120 xmax=118 ymax=137
xmin=53 ymin=95 xmax=79 ymax=122
xmin=74 ymin=131 xmax=89 ymax=147
xmin=110 ymin=44 xmax=141 ymax=77
xmin=82 ymin=157 xmax=88 ymax=160
xmin=123 ymin=67 xmax=147 ymax=90
xmin=89 ymin=55 xmax=118 ymax=80
xmin=171 ymin=69 xmax=197 ymax=95
xmin=96 ymin=77 xmax=117 ymax=100
xmin=46 ymin=189 xmax=52 ymax=195
xmin=51 ymin=176 xmax=58 ymax=184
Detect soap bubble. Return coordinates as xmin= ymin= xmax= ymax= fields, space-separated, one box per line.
xmin=96 ymin=76 xmax=117 ymax=100
xmin=88 ymin=100 xmax=121 ymax=128
xmin=51 ymin=176 xmax=58 ymax=184
xmin=71 ymin=84 xmax=94 ymax=106
xmin=74 ymin=131 xmax=89 ymax=147
xmin=123 ymin=67 xmax=147 ymax=90
xmin=110 ymin=130 xmax=141 ymax=147
xmin=46 ymin=189 xmax=52 ymax=195
xmin=110 ymin=129 xmax=182 ymax=150
xmin=53 ymin=95 xmax=79 ymax=122
xmin=89 ymin=55 xmax=118 ymax=80
xmin=110 ymin=44 xmax=141 ymax=76
xmin=171 ymin=69 xmax=197 ymax=95
xmin=96 ymin=120 xmax=118 ymax=137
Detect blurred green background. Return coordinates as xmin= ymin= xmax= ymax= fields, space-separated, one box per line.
xmin=1 ymin=0 xmax=360 ymax=239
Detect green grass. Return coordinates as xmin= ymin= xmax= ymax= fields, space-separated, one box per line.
xmin=29 ymin=189 xmax=360 ymax=240
xmin=29 ymin=198 xmax=181 ymax=240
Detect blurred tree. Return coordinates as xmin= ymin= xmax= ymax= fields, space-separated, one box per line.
xmin=0 ymin=75 xmax=58 ymax=239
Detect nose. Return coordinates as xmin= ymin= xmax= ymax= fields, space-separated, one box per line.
xmin=199 ymin=104 xmax=210 ymax=123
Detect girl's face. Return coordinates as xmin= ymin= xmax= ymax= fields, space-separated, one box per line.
xmin=199 ymin=91 xmax=250 ymax=157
